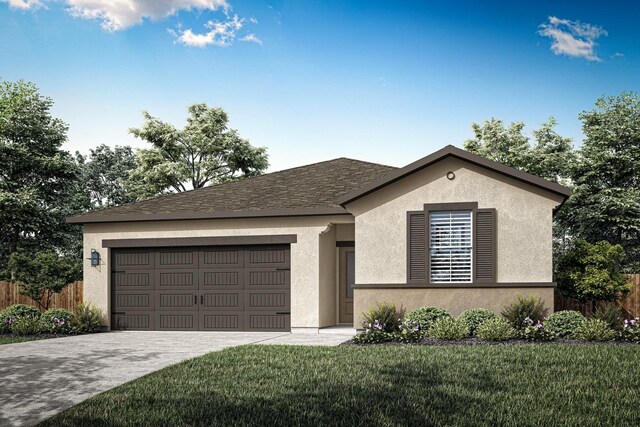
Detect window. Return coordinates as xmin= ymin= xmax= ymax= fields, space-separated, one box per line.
xmin=429 ymin=211 xmax=472 ymax=283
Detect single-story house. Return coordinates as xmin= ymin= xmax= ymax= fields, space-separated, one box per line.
xmin=68 ymin=145 xmax=571 ymax=332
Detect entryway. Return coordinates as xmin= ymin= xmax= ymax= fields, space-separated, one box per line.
xmin=338 ymin=246 xmax=355 ymax=324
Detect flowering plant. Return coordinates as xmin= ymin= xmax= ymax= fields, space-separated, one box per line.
xmin=394 ymin=320 xmax=423 ymax=343
xmin=520 ymin=317 xmax=555 ymax=341
xmin=619 ymin=317 xmax=640 ymax=343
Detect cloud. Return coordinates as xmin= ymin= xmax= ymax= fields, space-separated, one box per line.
xmin=538 ymin=16 xmax=607 ymax=61
xmin=66 ymin=0 xmax=230 ymax=31
xmin=177 ymin=14 xmax=243 ymax=47
xmin=240 ymin=33 xmax=261 ymax=44
xmin=1 ymin=0 xmax=44 ymax=9
xmin=612 ymin=52 xmax=624 ymax=57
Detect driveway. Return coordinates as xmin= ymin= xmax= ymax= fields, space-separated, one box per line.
xmin=0 ymin=331 xmax=354 ymax=427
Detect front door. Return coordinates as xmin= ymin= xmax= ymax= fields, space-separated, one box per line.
xmin=338 ymin=247 xmax=355 ymax=324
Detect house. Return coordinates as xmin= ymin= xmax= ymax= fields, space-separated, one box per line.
xmin=67 ymin=145 xmax=571 ymax=332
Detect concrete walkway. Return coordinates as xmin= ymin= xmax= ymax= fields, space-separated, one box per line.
xmin=0 ymin=331 xmax=354 ymax=427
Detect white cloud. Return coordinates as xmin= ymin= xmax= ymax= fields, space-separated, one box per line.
xmin=538 ymin=16 xmax=607 ymax=61
xmin=2 ymin=0 xmax=44 ymax=9
xmin=66 ymin=0 xmax=230 ymax=31
xmin=240 ymin=33 xmax=261 ymax=44
xmin=177 ymin=14 xmax=243 ymax=47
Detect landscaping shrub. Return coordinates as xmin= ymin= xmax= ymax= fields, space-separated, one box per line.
xmin=405 ymin=306 xmax=451 ymax=331
xmin=394 ymin=320 xmax=424 ymax=343
xmin=458 ymin=308 xmax=498 ymax=336
xmin=0 ymin=304 xmax=41 ymax=333
xmin=575 ymin=319 xmax=616 ymax=342
xmin=619 ymin=318 xmax=640 ymax=343
xmin=72 ymin=303 xmax=104 ymax=333
xmin=10 ymin=316 xmax=44 ymax=336
xmin=501 ymin=295 xmax=547 ymax=329
xmin=520 ymin=317 xmax=555 ymax=341
xmin=427 ymin=317 xmax=468 ymax=340
xmin=545 ymin=310 xmax=586 ymax=338
xmin=592 ymin=302 xmax=623 ymax=330
xmin=351 ymin=328 xmax=393 ymax=344
xmin=475 ymin=318 xmax=517 ymax=341
xmin=41 ymin=308 xmax=74 ymax=334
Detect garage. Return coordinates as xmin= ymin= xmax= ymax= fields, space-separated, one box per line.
xmin=110 ymin=245 xmax=291 ymax=332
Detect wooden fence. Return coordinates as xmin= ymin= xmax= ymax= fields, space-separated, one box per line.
xmin=0 ymin=281 xmax=84 ymax=312
xmin=555 ymin=274 xmax=640 ymax=318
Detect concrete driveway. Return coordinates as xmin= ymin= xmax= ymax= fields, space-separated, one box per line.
xmin=0 ymin=331 xmax=353 ymax=427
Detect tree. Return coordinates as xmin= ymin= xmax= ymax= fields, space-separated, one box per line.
xmin=557 ymin=240 xmax=630 ymax=309
xmin=561 ymin=93 xmax=640 ymax=272
xmin=464 ymin=117 xmax=575 ymax=184
xmin=8 ymin=250 xmax=82 ymax=311
xmin=128 ymin=103 xmax=269 ymax=199
xmin=0 ymin=79 xmax=80 ymax=272
xmin=77 ymin=144 xmax=137 ymax=209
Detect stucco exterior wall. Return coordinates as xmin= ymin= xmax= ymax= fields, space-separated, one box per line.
xmin=318 ymin=225 xmax=337 ymax=327
xmin=346 ymin=157 xmax=564 ymax=285
xmin=354 ymin=287 xmax=554 ymax=326
xmin=82 ymin=215 xmax=351 ymax=329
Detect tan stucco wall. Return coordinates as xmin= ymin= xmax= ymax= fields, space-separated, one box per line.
xmin=346 ymin=157 xmax=564 ymax=285
xmin=354 ymin=287 xmax=554 ymax=326
xmin=318 ymin=225 xmax=337 ymax=327
xmin=82 ymin=215 xmax=351 ymax=329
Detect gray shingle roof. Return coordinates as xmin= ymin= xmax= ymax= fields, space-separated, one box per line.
xmin=68 ymin=158 xmax=397 ymax=223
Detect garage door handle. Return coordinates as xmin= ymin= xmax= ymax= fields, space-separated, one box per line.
xmin=200 ymin=295 xmax=203 ymax=305
xmin=276 ymin=312 xmax=290 ymax=315
xmin=113 ymin=312 xmax=125 ymax=315
xmin=276 ymin=268 xmax=290 ymax=271
xmin=194 ymin=294 xmax=197 ymax=305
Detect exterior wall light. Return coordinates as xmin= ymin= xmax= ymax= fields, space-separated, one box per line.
xmin=446 ymin=171 xmax=455 ymax=180
xmin=90 ymin=249 xmax=100 ymax=266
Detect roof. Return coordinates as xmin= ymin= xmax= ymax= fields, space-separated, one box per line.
xmin=67 ymin=158 xmax=397 ymax=223
xmin=338 ymin=145 xmax=572 ymax=205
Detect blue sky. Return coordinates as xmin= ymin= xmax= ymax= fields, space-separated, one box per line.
xmin=1 ymin=0 xmax=638 ymax=171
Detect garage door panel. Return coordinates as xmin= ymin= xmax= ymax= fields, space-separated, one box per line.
xmin=113 ymin=311 xmax=155 ymax=330
xmin=156 ymin=311 xmax=198 ymax=330
xmin=112 ymin=250 xmax=154 ymax=270
xmin=244 ymin=246 xmax=290 ymax=268
xmin=114 ymin=291 xmax=154 ymax=311
xmin=155 ymin=291 xmax=198 ymax=311
xmin=157 ymin=270 xmax=198 ymax=291
xmin=156 ymin=249 xmax=199 ymax=269
xmin=200 ymin=311 xmax=243 ymax=331
xmin=244 ymin=290 xmax=290 ymax=311
xmin=244 ymin=312 xmax=290 ymax=332
xmin=199 ymin=269 xmax=243 ymax=289
xmin=112 ymin=270 xmax=154 ymax=291
xmin=201 ymin=291 xmax=243 ymax=310
xmin=244 ymin=268 xmax=290 ymax=289
xmin=201 ymin=248 xmax=244 ymax=268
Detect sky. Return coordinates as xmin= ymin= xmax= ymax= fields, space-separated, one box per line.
xmin=1 ymin=0 xmax=638 ymax=172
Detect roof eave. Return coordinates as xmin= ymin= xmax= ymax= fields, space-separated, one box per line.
xmin=338 ymin=145 xmax=572 ymax=206
xmin=66 ymin=207 xmax=351 ymax=224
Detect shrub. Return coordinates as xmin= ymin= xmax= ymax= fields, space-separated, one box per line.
xmin=394 ymin=320 xmax=424 ymax=343
xmin=72 ymin=303 xmax=104 ymax=333
xmin=575 ymin=319 xmax=616 ymax=342
xmin=619 ymin=318 xmax=640 ymax=343
xmin=352 ymin=328 xmax=393 ymax=344
xmin=0 ymin=304 xmax=41 ymax=333
xmin=405 ymin=306 xmax=452 ymax=331
xmin=41 ymin=308 xmax=74 ymax=334
xmin=458 ymin=308 xmax=498 ymax=336
xmin=475 ymin=318 xmax=517 ymax=341
xmin=427 ymin=317 xmax=468 ymax=340
xmin=10 ymin=316 xmax=45 ymax=336
xmin=520 ymin=318 xmax=555 ymax=341
xmin=592 ymin=302 xmax=623 ymax=330
xmin=501 ymin=295 xmax=547 ymax=329
xmin=545 ymin=310 xmax=586 ymax=338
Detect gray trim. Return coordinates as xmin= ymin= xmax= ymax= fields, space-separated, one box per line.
xmin=336 ymin=241 xmax=355 ymax=247
xmin=102 ymin=234 xmax=298 ymax=248
xmin=353 ymin=282 xmax=557 ymax=289
xmin=339 ymin=145 xmax=572 ymax=206
xmin=423 ymin=202 xmax=478 ymax=212
xmin=68 ymin=207 xmax=349 ymax=224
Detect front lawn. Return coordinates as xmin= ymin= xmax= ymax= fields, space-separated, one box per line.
xmin=42 ymin=345 xmax=640 ymax=426
xmin=0 ymin=335 xmax=44 ymax=345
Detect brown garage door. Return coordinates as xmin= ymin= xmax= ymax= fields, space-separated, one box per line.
xmin=111 ymin=245 xmax=291 ymax=331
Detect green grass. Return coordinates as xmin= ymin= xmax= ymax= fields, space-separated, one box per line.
xmin=0 ymin=335 xmax=44 ymax=345
xmin=42 ymin=344 xmax=640 ymax=426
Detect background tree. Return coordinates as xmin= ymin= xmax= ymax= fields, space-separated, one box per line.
xmin=560 ymin=93 xmax=640 ymax=272
xmin=77 ymin=144 xmax=137 ymax=209
xmin=464 ymin=117 xmax=575 ymax=184
xmin=128 ymin=103 xmax=269 ymax=199
xmin=8 ymin=250 xmax=82 ymax=311
xmin=0 ymin=79 xmax=80 ymax=273
xmin=557 ymin=240 xmax=630 ymax=310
